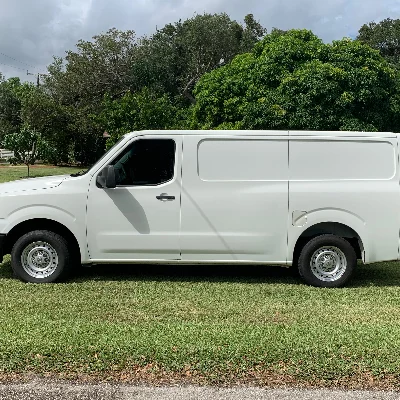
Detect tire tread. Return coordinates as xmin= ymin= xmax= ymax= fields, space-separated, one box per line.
xmin=297 ymin=234 xmax=356 ymax=288
xmin=11 ymin=230 xmax=72 ymax=283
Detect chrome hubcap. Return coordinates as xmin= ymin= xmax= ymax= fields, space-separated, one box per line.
xmin=310 ymin=246 xmax=347 ymax=282
xmin=21 ymin=241 xmax=58 ymax=279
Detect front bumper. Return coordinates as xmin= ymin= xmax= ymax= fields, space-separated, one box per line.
xmin=0 ymin=234 xmax=5 ymax=263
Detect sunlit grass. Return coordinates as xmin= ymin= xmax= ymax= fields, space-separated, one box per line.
xmin=0 ymin=165 xmax=82 ymax=183
xmin=0 ymin=166 xmax=400 ymax=385
xmin=0 ymin=257 xmax=400 ymax=383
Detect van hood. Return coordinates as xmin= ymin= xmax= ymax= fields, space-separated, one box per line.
xmin=0 ymin=175 xmax=69 ymax=194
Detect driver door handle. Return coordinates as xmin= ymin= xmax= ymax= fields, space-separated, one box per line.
xmin=156 ymin=193 xmax=175 ymax=201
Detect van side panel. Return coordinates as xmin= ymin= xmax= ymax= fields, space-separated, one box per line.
xmin=180 ymin=135 xmax=289 ymax=263
xmin=288 ymin=137 xmax=400 ymax=263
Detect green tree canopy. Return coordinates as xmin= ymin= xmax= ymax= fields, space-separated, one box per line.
xmin=0 ymin=77 xmax=23 ymax=141
xmin=97 ymin=88 xmax=184 ymax=148
xmin=2 ymin=125 xmax=49 ymax=176
xmin=43 ymin=13 xmax=266 ymax=108
xmin=44 ymin=28 xmax=138 ymax=108
xmin=357 ymin=18 xmax=400 ymax=65
xmin=0 ymin=78 xmax=75 ymax=165
xmin=38 ymin=13 xmax=266 ymax=163
xmin=192 ymin=29 xmax=400 ymax=132
xmin=138 ymin=13 xmax=266 ymax=103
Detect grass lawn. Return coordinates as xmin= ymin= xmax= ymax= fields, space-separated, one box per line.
xmin=0 ymin=166 xmax=400 ymax=387
xmin=0 ymin=165 xmax=82 ymax=183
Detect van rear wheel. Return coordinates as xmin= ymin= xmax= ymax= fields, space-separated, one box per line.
xmin=298 ymin=234 xmax=356 ymax=288
xmin=11 ymin=230 xmax=71 ymax=283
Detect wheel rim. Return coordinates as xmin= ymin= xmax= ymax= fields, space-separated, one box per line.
xmin=21 ymin=241 xmax=59 ymax=279
xmin=310 ymin=246 xmax=347 ymax=282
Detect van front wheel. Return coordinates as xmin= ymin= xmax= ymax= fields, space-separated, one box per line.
xmin=298 ymin=234 xmax=356 ymax=288
xmin=11 ymin=230 xmax=71 ymax=283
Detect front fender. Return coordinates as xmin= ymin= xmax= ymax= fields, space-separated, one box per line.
xmin=0 ymin=205 xmax=87 ymax=263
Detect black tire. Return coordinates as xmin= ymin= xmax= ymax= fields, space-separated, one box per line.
xmin=11 ymin=230 xmax=72 ymax=283
xmin=298 ymin=234 xmax=356 ymax=288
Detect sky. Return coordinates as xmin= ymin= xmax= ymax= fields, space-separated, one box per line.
xmin=0 ymin=0 xmax=399 ymax=83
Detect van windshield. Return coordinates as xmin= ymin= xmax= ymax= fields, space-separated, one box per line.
xmin=70 ymin=136 xmax=126 ymax=177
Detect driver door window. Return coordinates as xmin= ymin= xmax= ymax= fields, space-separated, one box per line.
xmin=112 ymin=139 xmax=176 ymax=186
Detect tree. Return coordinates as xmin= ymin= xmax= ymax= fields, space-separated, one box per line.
xmin=44 ymin=29 xmax=139 ymax=108
xmin=241 ymin=14 xmax=268 ymax=51
xmin=0 ymin=76 xmax=74 ymax=166
xmin=41 ymin=29 xmax=140 ymax=164
xmin=0 ymin=77 xmax=23 ymax=142
xmin=19 ymin=86 xmax=73 ymax=164
xmin=43 ymin=13 xmax=266 ymax=108
xmin=97 ymin=88 xmax=184 ymax=148
xmin=39 ymin=14 xmax=266 ymax=164
xmin=2 ymin=125 xmax=48 ymax=177
xmin=357 ymin=18 xmax=400 ymax=65
xmin=191 ymin=30 xmax=400 ymax=133
xmin=140 ymin=13 xmax=266 ymax=103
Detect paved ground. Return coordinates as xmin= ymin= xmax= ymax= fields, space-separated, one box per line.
xmin=0 ymin=382 xmax=399 ymax=400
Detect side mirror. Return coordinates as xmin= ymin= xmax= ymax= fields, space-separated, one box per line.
xmin=96 ymin=165 xmax=116 ymax=189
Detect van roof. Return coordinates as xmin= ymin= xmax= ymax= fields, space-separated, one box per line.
xmin=128 ymin=130 xmax=397 ymax=138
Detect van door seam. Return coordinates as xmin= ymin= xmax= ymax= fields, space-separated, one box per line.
xmin=286 ymin=134 xmax=290 ymax=264
xmin=179 ymin=137 xmax=184 ymax=258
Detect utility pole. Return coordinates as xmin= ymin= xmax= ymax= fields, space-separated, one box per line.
xmin=26 ymin=70 xmax=47 ymax=87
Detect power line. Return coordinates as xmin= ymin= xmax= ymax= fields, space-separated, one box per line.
xmin=0 ymin=60 xmax=47 ymax=79
xmin=0 ymin=61 xmax=27 ymax=72
xmin=0 ymin=52 xmax=47 ymax=81
xmin=0 ymin=62 xmax=47 ymax=85
xmin=0 ymin=51 xmax=36 ymax=69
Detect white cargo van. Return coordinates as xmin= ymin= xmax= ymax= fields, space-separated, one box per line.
xmin=0 ymin=130 xmax=398 ymax=287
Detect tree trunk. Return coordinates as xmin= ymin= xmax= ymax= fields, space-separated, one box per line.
xmin=182 ymin=76 xmax=198 ymax=104
xmin=183 ymin=89 xmax=196 ymax=104
xmin=27 ymin=164 xmax=30 ymax=177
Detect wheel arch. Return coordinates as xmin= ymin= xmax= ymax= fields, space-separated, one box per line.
xmin=4 ymin=218 xmax=81 ymax=263
xmin=292 ymin=222 xmax=364 ymax=265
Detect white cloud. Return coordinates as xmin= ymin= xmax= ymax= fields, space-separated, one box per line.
xmin=0 ymin=0 xmax=398 ymax=81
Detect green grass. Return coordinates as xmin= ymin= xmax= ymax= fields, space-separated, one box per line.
xmin=0 ymin=166 xmax=400 ymax=386
xmin=1 ymin=259 xmax=400 ymax=385
xmin=0 ymin=165 xmax=82 ymax=183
